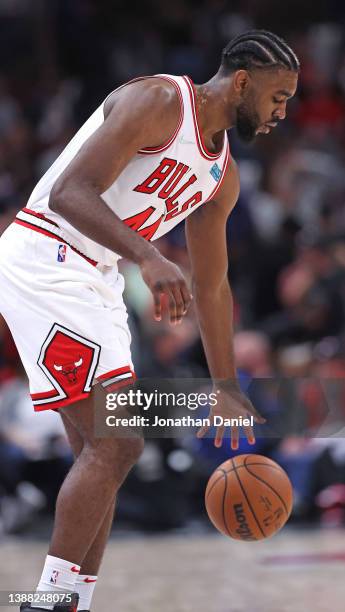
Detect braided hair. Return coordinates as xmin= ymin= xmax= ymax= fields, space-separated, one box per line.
xmin=221 ymin=30 xmax=300 ymax=73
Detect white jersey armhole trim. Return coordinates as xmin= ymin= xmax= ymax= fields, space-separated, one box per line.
xmin=182 ymin=75 xmax=226 ymax=161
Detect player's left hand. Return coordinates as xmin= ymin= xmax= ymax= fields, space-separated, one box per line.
xmin=196 ymin=382 xmax=266 ymax=450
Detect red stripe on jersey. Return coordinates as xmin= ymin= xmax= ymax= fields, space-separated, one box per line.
xmin=182 ymin=76 xmax=225 ymax=161
xmin=103 ymin=74 xmax=184 ymax=156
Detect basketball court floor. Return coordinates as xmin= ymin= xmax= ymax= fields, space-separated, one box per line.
xmin=1 ymin=528 xmax=344 ymax=612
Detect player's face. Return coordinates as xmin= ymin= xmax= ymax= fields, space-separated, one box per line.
xmin=235 ymin=69 xmax=298 ymax=143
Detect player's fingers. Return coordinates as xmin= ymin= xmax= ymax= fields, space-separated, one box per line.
xmin=180 ymin=282 xmax=193 ymax=314
xmin=231 ymin=425 xmax=239 ymax=450
xmin=153 ymin=282 xmax=178 ymax=323
xmin=165 ymin=285 xmax=178 ymax=325
xmin=196 ymin=423 xmax=210 ymax=438
xmin=169 ymin=283 xmax=185 ymax=324
xmin=214 ymin=425 xmax=225 ymax=448
xmin=243 ymin=424 xmax=256 ymax=445
xmin=152 ymin=284 xmax=163 ymax=321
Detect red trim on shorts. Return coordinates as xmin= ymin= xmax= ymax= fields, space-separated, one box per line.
xmin=32 ymin=366 xmax=137 ymax=411
xmin=32 ymin=391 xmax=90 ymax=411
xmin=95 ymin=365 xmax=137 ymax=392
xmin=96 ymin=365 xmax=136 ymax=381
xmin=182 ymin=76 xmax=225 ymax=161
xmin=31 ymin=389 xmax=59 ymax=400
xmin=15 ymin=219 xmax=63 ymax=241
xmin=14 ymin=215 xmax=98 ymax=267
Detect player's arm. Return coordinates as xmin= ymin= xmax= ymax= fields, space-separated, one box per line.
xmin=186 ymin=156 xmax=240 ymax=380
xmin=48 ymin=79 xmax=191 ymax=324
xmin=185 ymin=156 xmax=265 ymax=448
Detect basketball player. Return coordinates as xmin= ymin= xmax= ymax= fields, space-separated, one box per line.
xmin=0 ymin=31 xmax=299 ymax=612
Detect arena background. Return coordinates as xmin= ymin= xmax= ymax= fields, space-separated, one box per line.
xmin=0 ymin=1 xmax=345 ymax=611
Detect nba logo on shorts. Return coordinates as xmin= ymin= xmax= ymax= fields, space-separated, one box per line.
xmin=50 ymin=570 xmax=59 ymax=584
xmin=57 ymin=244 xmax=66 ymax=262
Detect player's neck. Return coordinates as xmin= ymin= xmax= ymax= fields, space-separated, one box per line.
xmin=194 ymin=73 xmax=237 ymax=137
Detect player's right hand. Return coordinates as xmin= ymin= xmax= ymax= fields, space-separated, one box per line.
xmin=140 ymin=253 xmax=192 ymax=324
xmin=197 ymin=382 xmax=266 ymax=450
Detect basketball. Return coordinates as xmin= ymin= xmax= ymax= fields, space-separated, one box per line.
xmin=205 ymin=454 xmax=293 ymax=541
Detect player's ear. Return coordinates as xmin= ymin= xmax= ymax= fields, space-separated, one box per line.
xmin=233 ymin=69 xmax=250 ymax=94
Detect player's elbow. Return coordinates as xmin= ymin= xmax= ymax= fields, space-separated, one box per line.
xmin=192 ymin=274 xmax=230 ymax=299
xmin=48 ymin=178 xmax=72 ymax=214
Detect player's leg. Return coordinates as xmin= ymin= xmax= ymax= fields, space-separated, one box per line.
xmin=60 ymin=413 xmax=117 ymax=611
xmin=48 ymin=390 xmax=143 ymax=564
xmin=61 ymin=412 xmax=84 ymax=458
xmin=33 ymin=390 xmax=142 ymax=610
xmin=73 ymin=499 xmax=116 ymax=611
xmin=77 ymin=499 xmax=116 ymax=576
xmin=0 ymin=224 xmax=138 ymax=610
xmin=60 ymin=412 xmax=117 ymax=575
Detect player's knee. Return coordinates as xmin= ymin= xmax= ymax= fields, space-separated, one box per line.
xmin=105 ymin=436 xmax=144 ymax=486
xmin=86 ymin=436 xmax=144 ymax=477
xmin=116 ymin=435 xmax=144 ymax=467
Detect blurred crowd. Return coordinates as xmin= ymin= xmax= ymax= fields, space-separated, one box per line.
xmin=1 ymin=0 xmax=345 ymax=534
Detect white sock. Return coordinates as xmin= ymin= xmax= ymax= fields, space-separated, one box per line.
xmin=37 ymin=555 xmax=80 ymax=609
xmin=75 ymin=575 xmax=97 ymax=611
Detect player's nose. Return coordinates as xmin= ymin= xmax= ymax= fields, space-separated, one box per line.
xmin=275 ymin=106 xmax=286 ymax=120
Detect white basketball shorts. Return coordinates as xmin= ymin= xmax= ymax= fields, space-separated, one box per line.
xmin=0 ymin=211 xmax=136 ymax=411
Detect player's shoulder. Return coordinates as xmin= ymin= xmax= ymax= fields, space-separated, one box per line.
xmin=104 ymin=75 xmax=179 ymax=119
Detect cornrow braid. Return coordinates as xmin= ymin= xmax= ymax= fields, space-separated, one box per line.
xmin=221 ymin=30 xmax=300 ymax=73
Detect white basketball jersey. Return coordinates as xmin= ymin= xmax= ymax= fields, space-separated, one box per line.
xmin=23 ymin=75 xmax=230 ymax=266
